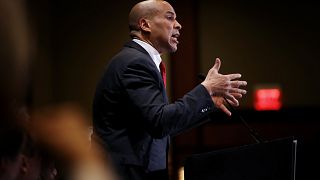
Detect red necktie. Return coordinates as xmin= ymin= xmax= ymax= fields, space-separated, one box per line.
xmin=159 ymin=61 xmax=166 ymax=88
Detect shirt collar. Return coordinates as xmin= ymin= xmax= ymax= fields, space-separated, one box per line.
xmin=132 ymin=39 xmax=161 ymax=72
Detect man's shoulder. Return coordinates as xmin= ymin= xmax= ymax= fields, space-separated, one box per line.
xmin=109 ymin=42 xmax=153 ymax=67
xmin=121 ymin=40 xmax=150 ymax=58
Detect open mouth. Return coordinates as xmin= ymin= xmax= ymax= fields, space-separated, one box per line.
xmin=171 ymin=33 xmax=180 ymax=43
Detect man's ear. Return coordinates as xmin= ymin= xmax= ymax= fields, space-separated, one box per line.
xmin=139 ymin=18 xmax=151 ymax=33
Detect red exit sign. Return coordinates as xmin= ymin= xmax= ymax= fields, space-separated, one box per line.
xmin=254 ymin=87 xmax=282 ymax=111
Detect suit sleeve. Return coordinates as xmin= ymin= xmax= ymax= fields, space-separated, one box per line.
xmin=121 ymin=60 xmax=215 ymax=139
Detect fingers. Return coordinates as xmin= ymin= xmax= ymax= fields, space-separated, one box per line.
xmin=212 ymin=96 xmax=231 ymax=116
xmin=224 ymin=94 xmax=239 ymax=106
xmin=231 ymin=93 xmax=243 ymax=99
xmin=227 ymin=80 xmax=247 ymax=94
xmin=219 ymin=104 xmax=232 ymax=116
xmin=226 ymin=97 xmax=239 ymax=106
xmin=226 ymin=73 xmax=242 ymax=80
xmin=212 ymin=58 xmax=221 ymax=72
xmin=205 ymin=58 xmax=247 ymax=107
xmin=227 ymin=87 xmax=247 ymax=95
xmin=230 ymin=80 xmax=247 ymax=88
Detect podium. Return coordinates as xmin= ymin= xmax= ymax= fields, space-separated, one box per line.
xmin=184 ymin=137 xmax=297 ymax=180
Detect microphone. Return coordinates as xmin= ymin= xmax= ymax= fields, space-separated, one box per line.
xmin=198 ymin=73 xmax=264 ymax=143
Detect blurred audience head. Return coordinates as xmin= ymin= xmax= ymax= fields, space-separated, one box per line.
xmin=0 ymin=0 xmax=116 ymax=179
xmin=30 ymin=103 xmax=117 ymax=180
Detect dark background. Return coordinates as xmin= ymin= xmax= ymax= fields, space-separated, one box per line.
xmin=25 ymin=0 xmax=320 ymax=179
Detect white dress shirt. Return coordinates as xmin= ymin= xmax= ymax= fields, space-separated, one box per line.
xmin=132 ymin=39 xmax=162 ymax=72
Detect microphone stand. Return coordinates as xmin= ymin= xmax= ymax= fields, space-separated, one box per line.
xmin=223 ymin=97 xmax=264 ymax=143
xmin=198 ymin=74 xmax=264 ymax=143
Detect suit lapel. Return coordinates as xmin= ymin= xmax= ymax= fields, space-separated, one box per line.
xmin=124 ymin=40 xmax=168 ymax=103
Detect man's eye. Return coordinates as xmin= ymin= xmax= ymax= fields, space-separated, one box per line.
xmin=167 ymin=16 xmax=175 ymax=21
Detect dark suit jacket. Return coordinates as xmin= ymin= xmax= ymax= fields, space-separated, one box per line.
xmin=93 ymin=40 xmax=215 ymax=173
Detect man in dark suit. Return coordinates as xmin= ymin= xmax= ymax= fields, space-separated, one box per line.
xmin=92 ymin=0 xmax=247 ymax=180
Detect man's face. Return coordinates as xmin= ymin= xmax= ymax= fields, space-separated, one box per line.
xmin=148 ymin=1 xmax=182 ymax=54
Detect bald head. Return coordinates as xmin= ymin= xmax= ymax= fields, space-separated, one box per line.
xmin=129 ymin=0 xmax=166 ymax=37
xmin=128 ymin=0 xmax=181 ymax=53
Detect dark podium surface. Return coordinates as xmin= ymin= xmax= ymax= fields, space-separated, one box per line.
xmin=184 ymin=137 xmax=297 ymax=180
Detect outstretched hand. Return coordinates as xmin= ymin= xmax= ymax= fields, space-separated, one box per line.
xmin=211 ymin=94 xmax=242 ymax=116
xmin=201 ymin=58 xmax=247 ymax=115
